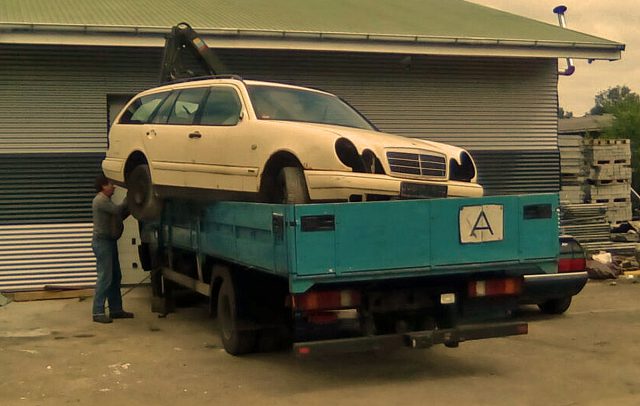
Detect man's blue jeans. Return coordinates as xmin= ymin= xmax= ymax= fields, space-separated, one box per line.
xmin=92 ymin=236 xmax=123 ymax=316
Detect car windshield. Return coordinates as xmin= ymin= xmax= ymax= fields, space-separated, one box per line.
xmin=247 ymin=85 xmax=375 ymax=130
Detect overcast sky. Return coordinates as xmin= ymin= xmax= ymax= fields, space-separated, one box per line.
xmin=471 ymin=0 xmax=638 ymax=116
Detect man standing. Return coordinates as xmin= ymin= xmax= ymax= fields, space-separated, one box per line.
xmin=92 ymin=174 xmax=134 ymax=323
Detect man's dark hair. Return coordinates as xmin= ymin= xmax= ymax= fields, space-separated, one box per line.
xmin=95 ymin=174 xmax=110 ymax=192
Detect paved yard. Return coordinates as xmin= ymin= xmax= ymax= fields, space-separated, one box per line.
xmin=1 ymin=279 xmax=639 ymax=405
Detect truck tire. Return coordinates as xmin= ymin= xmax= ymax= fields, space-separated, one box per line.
xmin=538 ymin=296 xmax=572 ymax=315
xmin=127 ymin=164 xmax=163 ymax=221
xmin=278 ymin=167 xmax=310 ymax=204
xmin=218 ymin=277 xmax=257 ymax=355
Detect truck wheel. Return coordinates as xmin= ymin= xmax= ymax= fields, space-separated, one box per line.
xmin=538 ymin=296 xmax=572 ymax=315
xmin=127 ymin=164 xmax=163 ymax=221
xmin=277 ymin=167 xmax=310 ymax=204
xmin=218 ymin=277 xmax=257 ymax=355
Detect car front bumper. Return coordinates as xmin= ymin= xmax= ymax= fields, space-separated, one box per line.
xmin=304 ymin=170 xmax=483 ymax=201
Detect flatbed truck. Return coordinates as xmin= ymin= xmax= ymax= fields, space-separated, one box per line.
xmin=138 ymin=193 xmax=588 ymax=355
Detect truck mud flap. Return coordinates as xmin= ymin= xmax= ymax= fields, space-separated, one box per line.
xmin=293 ymin=321 xmax=528 ymax=356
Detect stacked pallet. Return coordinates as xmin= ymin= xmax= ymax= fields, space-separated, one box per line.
xmin=560 ymin=203 xmax=637 ymax=255
xmin=559 ymin=134 xmax=587 ymax=203
xmin=584 ymin=139 xmax=632 ymax=224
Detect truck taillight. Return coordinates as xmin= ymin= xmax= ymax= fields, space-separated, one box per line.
xmin=468 ymin=278 xmax=522 ymax=298
xmin=293 ymin=290 xmax=361 ymax=311
xmin=558 ymin=258 xmax=586 ymax=273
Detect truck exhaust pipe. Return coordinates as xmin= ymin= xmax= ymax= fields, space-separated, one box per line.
xmin=553 ymin=5 xmax=575 ymax=76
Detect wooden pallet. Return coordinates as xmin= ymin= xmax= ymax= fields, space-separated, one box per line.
xmin=3 ymin=288 xmax=94 ymax=302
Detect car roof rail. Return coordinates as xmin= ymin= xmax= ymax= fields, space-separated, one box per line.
xmin=167 ymin=74 xmax=244 ymax=85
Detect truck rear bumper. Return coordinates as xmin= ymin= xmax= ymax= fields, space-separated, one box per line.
xmin=293 ymin=321 xmax=527 ymax=356
xmin=520 ymin=271 xmax=588 ymax=304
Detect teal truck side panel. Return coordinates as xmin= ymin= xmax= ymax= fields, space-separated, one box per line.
xmin=163 ymin=201 xmax=292 ymax=277
xmin=289 ymin=194 xmax=558 ymax=291
xmin=160 ymin=194 xmax=559 ymax=294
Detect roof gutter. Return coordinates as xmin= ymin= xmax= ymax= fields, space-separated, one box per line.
xmin=0 ymin=22 xmax=625 ymax=60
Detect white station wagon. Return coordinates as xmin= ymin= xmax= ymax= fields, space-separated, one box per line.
xmin=102 ymin=77 xmax=483 ymax=220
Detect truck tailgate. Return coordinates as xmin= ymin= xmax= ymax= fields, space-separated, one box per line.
xmin=291 ymin=194 xmax=558 ymax=279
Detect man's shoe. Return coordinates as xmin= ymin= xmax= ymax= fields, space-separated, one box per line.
xmin=110 ymin=311 xmax=134 ymax=319
xmin=93 ymin=315 xmax=113 ymax=324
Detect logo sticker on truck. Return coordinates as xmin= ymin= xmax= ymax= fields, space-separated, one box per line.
xmin=459 ymin=204 xmax=504 ymax=243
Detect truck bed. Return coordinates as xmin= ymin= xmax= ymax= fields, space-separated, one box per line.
xmin=160 ymin=193 xmax=559 ymax=293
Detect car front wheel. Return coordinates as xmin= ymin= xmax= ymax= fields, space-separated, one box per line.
xmin=127 ymin=164 xmax=163 ymax=221
xmin=277 ymin=167 xmax=310 ymax=204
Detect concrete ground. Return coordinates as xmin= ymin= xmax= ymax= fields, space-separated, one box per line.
xmin=1 ymin=279 xmax=639 ymax=406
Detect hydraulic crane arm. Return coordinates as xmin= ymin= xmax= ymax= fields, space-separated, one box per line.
xmin=159 ymin=22 xmax=227 ymax=83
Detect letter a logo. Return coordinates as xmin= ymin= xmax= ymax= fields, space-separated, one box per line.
xmin=471 ymin=210 xmax=494 ymax=237
xmin=460 ymin=204 xmax=503 ymax=243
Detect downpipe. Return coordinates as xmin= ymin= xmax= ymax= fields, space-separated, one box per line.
xmin=553 ymin=5 xmax=575 ymax=76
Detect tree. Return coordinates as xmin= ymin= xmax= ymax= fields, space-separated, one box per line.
xmin=590 ymin=85 xmax=640 ymax=115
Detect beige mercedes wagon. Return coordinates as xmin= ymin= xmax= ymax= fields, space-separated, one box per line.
xmin=102 ymin=77 xmax=483 ymax=220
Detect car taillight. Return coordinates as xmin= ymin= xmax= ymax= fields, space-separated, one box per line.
xmin=293 ymin=290 xmax=361 ymax=311
xmin=468 ymin=278 xmax=522 ymax=298
xmin=558 ymin=257 xmax=586 ymax=273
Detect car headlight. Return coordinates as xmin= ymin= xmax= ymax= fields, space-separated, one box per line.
xmin=335 ymin=138 xmax=384 ymax=174
xmin=449 ymin=151 xmax=476 ymax=182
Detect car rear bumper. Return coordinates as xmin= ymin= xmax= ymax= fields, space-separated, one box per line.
xmin=520 ymin=271 xmax=588 ymax=304
xmin=304 ymin=170 xmax=483 ymax=200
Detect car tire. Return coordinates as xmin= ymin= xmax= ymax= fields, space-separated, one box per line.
xmin=278 ymin=167 xmax=310 ymax=204
xmin=127 ymin=164 xmax=163 ymax=221
xmin=538 ymin=296 xmax=572 ymax=315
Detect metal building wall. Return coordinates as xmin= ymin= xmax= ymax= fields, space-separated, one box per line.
xmin=0 ymin=44 xmax=159 ymax=291
xmin=0 ymin=44 xmax=559 ymax=291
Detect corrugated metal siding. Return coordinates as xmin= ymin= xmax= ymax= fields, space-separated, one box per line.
xmin=222 ymin=51 xmax=559 ymax=151
xmin=1 ymin=45 xmax=560 ymax=191
xmin=473 ymin=150 xmax=560 ymax=195
xmin=0 ymin=45 xmax=559 ymax=291
xmin=0 ymin=44 xmax=158 ymax=291
xmin=0 ymin=223 xmax=95 ymax=291
xmin=0 ymin=153 xmax=103 ymax=224
xmin=0 ymin=44 xmax=159 ymax=153
xmin=0 ymin=153 xmax=102 ymax=291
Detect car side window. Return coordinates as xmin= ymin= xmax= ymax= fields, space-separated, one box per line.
xmin=150 ymin=91 xmax=179 ymax=124
xmin=200 ymin=87 xmax=242 ymax=126
xmin=119 ymin=91 xmax=169 ymax=124
xmin=167 ymin=88 xmax=208 ymax=125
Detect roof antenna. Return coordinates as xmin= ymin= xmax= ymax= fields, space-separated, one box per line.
xmin=553 ymin=5 xmax=575 ymax=76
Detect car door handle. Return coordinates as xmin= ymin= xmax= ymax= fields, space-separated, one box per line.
xmin=188 ymin=131 xmax=202 ymax=139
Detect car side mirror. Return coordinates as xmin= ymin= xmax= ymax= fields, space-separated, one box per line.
xmin=238 ymin=110 xmax=244 ymax=121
